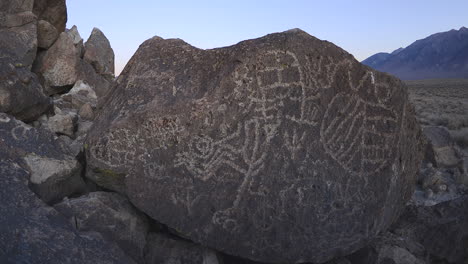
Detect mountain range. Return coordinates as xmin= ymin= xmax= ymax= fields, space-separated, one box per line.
xmin=362 ymin=27 xmax=468 ymax=80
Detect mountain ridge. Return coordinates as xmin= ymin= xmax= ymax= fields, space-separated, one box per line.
xmin=362 ymin=27 xmax=468 ymax=80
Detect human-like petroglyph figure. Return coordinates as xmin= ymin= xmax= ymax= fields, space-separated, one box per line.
xmin=86 ymin=30 xmax=425 ymax=263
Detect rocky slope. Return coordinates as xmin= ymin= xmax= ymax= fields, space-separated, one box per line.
xmin=362 ymin=27 xmax=468 ymax=80
xmin=1 ymin=1 xmax=467 ymax=264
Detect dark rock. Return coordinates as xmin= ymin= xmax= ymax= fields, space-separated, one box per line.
xmin=35 ymin=32 xmax=81 ymax=94
xmin=0 ymin=159 xmax=135 ymax=263
xmin=84 ymin=27 xmax=115 ymax=77
xmin=32 ymin=0 xmax=67 ymax=33
xmin=55 ymin=192 xmax=150 ymax=262
xmin=391 ymin=195 xmax=468 ymax=263
xmin=423 ymin=126 xmax=461 ymax=168
xmin=0 ymin=11 xmax=37 ymax=67
xmin=37 ymin=19 xmax=59 ymax=49
xmin=0 ymin=56 xmax=51 ymax=122
xmin=86 ymin=29 xmax=425 ymax=263
xmin=144 ymin=233 xmax=220 ymax=264
xmin=77 ymin=59 xmax=112 ymax=99
xmin=0 ymin=113 xmax=86 ymax=204
xmin=66 ymin=25 xmax=84 ymax=57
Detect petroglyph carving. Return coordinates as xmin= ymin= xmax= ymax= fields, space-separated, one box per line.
xmin=91 ymin=116 xmax=184 ymax=168
xmin=320 ymin=72 xmax=400 ymax=176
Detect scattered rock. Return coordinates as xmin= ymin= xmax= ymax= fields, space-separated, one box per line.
xmin=24 ymin=154 xmax=86 ymax=204
xmin=55 ymin=192 xmax=149 ymax=262
xmin=423 ymin=126 xmax=461 ymax=168
xmin=84 ymin=27 xmax=115 ymax=77
xmin=392 ymin=195 xmax=468 ymax=263
xmin=77 ymin=59 xmax=112 ymax=99
xmin=60 ymin=80 xmax=98 ymax=109
xmin=79 ymin=103 xmax=94 ymax=120
xmin=33 ymin=0 xmax=67 ymax=33
xmin=36 ymin=32 xmax=81 ymax=94
xmin=0 ymin=56 xmax=52 ymax=122
xmin=46 ymin=108 xmax=78 ymax=137
xmin=37 ymin=19 xmax=59 ymax=49
xmin=144 ymin=233 xmax=221 ymax=264
xmin=86 ymin=29 xmax=425 ymax=263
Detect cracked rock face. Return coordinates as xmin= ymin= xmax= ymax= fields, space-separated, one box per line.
xmin=86 ymin=29 xmax=425 ymax=263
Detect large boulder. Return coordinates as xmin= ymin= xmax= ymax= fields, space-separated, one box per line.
xmin=0 ymin=159 xmax=135 ymax=263
xmin=55 ymin=191 xmax=150 ymax=262
xmin=35 ymin=32 xmax=81 ymax=94
xmin=86 ymin=29 xmax=425 ymax=263
xmin=0 ymin=56 xmax=51 ymax=122
xmin=32 ymin=0 xmax=67 ymax=33
xmin=84 ymin=27 xmax=115 ymax=77
xmin=0 ymin=113 xmax=86 ymax=204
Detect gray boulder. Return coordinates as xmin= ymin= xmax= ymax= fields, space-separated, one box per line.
xmin=37 ymin=19 xmax=59 ymax=49
xmin=35 ymin=32 xmax=81 ymax=94
xmin=144 ymin=233 xmax=221 ymax=264
xmin=24 ymin=154 xmax=85 ymax=204
xmin=0 ymin=56 xmax=51 ymax=122
xmin=32 ymin=0 xmax=67 ymax=33
xmin=84 ymin=27 xmax=115 ymax=77
xmin=55 ymin=191 xmax=150 ymax=262
xmin=0 ymin=159 xmax=135 ymax=263
xmin=86 ymin=29 xmax=425 ymax=263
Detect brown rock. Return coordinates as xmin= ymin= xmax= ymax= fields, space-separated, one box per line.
xmin=85 ymin=29 xmax=425 ymax=263
xmin=37 ymin=19 xmax=58 ymax=49
xmin=79 ymin=103 xmax=94 ymax=120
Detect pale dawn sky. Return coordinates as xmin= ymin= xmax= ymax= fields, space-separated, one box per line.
xmin=66 ymin=0 xmax=468 ymax=75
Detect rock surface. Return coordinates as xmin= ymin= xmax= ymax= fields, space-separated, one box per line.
xmin=55 ymin=192 xmax=149 ymax=262
xmin=0 ymin=160 xmax=135 ymax=264
xmin=0 ymin=10 xmax=38 ymax=67
xmin=32 ymin=0 xmax=67 ymax=33
xmin=0 ymin=56 xmax=51 ymax=122
xmin=144 ymin=233 xmax=221 ymax=264
xmin=84 ymin=27 xmax=115 ymax=77
xmin=86 ymin=29 xmax=425 ymax=263
xmin=37 ymin=19 xmax=59 ymax=49
xmin=35 ymin=32 xmax=81 ymax=94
